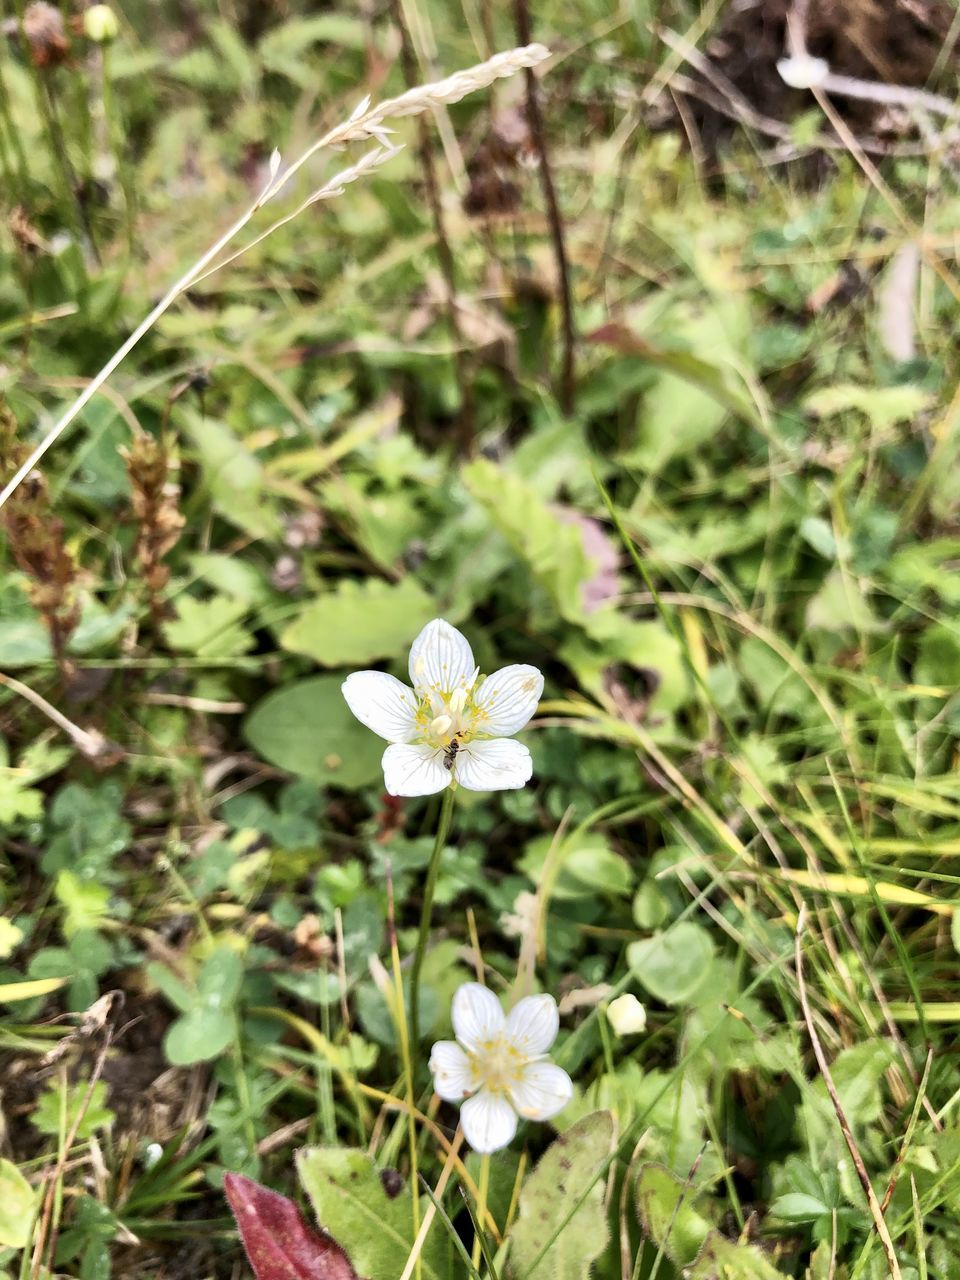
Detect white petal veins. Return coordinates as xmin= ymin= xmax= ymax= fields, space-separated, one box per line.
xmin=341 ymin=671 xmax=418 ymax=743
xmin=454 ymin=739 xmax=532 ymax=792
xmin=451 ymin=982 xmax=505 ymax=1050
xmin=505 ymin=994 xmax=559 ymax=1057
xmin=508 ymin=1062 xmax=573 ymax=1121
xmin=408 ymin=619 xmax=475 ymax=694
xmin=381 ymin=744 xmax=450 ymax=797
xmin=474 ymin=665 xmax=544 ymax=737
xmin=460 ymin=1090 xmax=518 ymax=1154
xmin=429 ymin=1041 xmax=476 ymax=1101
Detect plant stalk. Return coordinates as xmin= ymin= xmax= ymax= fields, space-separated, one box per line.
xmin=410 ymin=785 xmax=456 ymax=1049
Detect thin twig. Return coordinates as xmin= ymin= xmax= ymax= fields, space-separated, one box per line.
xmin=794 ymin=908 xmax=903 ymax=1280
xmin=513 ymin=0 xmax=574 ymax=412
xmin=0 ymin=671 xmax=117 ymax=760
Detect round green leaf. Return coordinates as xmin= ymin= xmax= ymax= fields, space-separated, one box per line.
xmin=627 ymin=922 xmax=715 ymax=1005
xmin=244 ymin=676 xmax=383 ymax=789
xmin=164 ymin=1007 xmax=237 ymax=1065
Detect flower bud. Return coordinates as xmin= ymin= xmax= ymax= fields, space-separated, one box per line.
xmin=606 ymin=993 xmax=647 ymax=1036
xmin=777 ymin=54 xmax=829 ymax=90
xmin=84 ymin=4 xmax=119 ymax=44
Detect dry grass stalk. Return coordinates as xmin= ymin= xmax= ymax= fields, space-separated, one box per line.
xmin=0 ymin=397 xmax=80 ymax=679
xmin=0 ymin=43 xmax=550 ymax=511
xmin=123 ymin=434 xmax=185 ymax=626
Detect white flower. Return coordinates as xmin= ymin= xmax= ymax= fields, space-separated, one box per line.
xmin=606 ymin=993 xmax=647 ymax=1036
xmin=341 ymin=618 xmax=543 ymax=797
xmin=429 ymin=982 xmax=573 ymax=1154
xmin=777 ymin=53 xmax=830 ymax=89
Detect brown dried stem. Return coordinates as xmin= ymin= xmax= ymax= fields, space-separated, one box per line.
xmin=123 ymin=434 xmax=185 ymax=627
xmin=0 ymin=399 xmax=79 ymax=680
xmin=391 ymin=0 xmax=476 ymax=454
xmin=512 ymin=0 xmax=574 ymax=412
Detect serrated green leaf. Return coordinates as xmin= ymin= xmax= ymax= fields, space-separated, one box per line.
xmin=297 ymin=1146 xmax=447 ymax=1280
xmin=508 ymin=1111 xmax=613 ymax=1280
xmin=182 ymin=410 xmax=280 ymax=540
xmin=463 ymin=459 xmax=592 ymax=623
xmin=165 ymin=594 xmax=254 ymax=657
xmin=635 ymin=1163 xmax=713 ymax=1267
xmin=244 ymin=676 xmax=383 ymax=789
xmin=686 ymin=1232 xmax=783 ymax=1279
xmin=280 ymin=577 xmax=434 ymax=666
xmin=804 ymin=383 xmax=932 ymax=429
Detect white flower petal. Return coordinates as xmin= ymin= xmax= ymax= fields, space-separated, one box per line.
xmin=474 ymin=665 xmax=544 ymax=736
xmin=505 ymin=994 xmax=559 ymax=1056
xmin=341 ymin=671 xmax=418 ymax=743
xmin=460 ymin=1090 xmax=518 ymax=1154
xmin=429 ymin=1041 xmax=476 ymax=1101
xmin=381 ymin=744 xmax=450 ymax=797
xmin=454 ymin=739 xmax=532 ymax=792
xmin=452 ymin=982 xmax=505 ymax=1050
xmin=508 ymin=1062 xmax=573 ymax=1121
xmin=408 ymin=619 xmax=475 ymax=695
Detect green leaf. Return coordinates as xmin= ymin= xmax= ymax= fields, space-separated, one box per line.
xmin=635 ymin=1163 xmax=713 ymax=1267
xmin=280 ymin=578 xmax=434 ymax=667
xmin=769 ymin=1192 xmax=829 ymax=1222
xmin=627 ymin=922 xmax=715 ymax=1005
xmin=804 ymin=383 xmax=932 ymax=429
xmin=560 ymin=614 xmax=687 ymax=713
xmin=463 ymin=458 xmax=593 ymax=623
xmin=297 ymin=1147 xmax=447 ymax=1280
xmin=198 ymin=946 xmax=244 ymax=1006
xmin=54 ymin=871 xmax=111 ymax=936
xmin=0 ymin=919 xmax=22 ymax=960
xmin=182 ymin=410 xmax=280 ymax=540
xmin=0 ymin=614 xmax=52 ymax=666
xmin=520 ymin=833 xmax=634 ymax=899
xmin=164 ymin=594 xmax=254 ymax=657
xmin=686 ymin=1233 xmax=783 ymax=1279
xmin=165 ymin=1007 xmax=237 ymax=1065
xmin=244 ymin=676 xmax=384 ymax=789
xmin=0 ymin=1158 xmax=37 ymax=1246
xmin=508 ymin=1111 xmax=613 ymax=1280
xmin=33 ymin=1079 xmax=114 ymax=1140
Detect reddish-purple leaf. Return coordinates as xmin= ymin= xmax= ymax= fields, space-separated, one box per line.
xmin=224 ymin=1172 xmax=358 ymax=1280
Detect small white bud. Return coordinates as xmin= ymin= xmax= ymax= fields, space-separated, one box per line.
xmin=607 ymin=993 xmax=647 ymax=1036
xmin=430 ymin=714 xmax=453 ymax=736
xmin=777 ymin=54 xmax=830 ymax=89
xmin=448 ymin=688 xmax=468 ymax=716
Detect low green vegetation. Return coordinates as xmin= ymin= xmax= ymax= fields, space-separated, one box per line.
xmin=1 ymin=0 xmax=960 ymax=1277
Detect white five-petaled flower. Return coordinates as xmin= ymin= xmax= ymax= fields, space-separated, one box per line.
xmin=429 ymin=982 xmax=573 ymax=1154
xmin=341 ymin=618 xmax=544 ymax=797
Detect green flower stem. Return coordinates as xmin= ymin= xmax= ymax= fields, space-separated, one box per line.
xmin=409 ymin=785 xmax=456 ymax=1050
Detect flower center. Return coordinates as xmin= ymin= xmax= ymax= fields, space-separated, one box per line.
xmin=470 ymin=1036 xmax=526 ymax=1093
xmin=414 ymin=676 xmax=488 ymax=748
